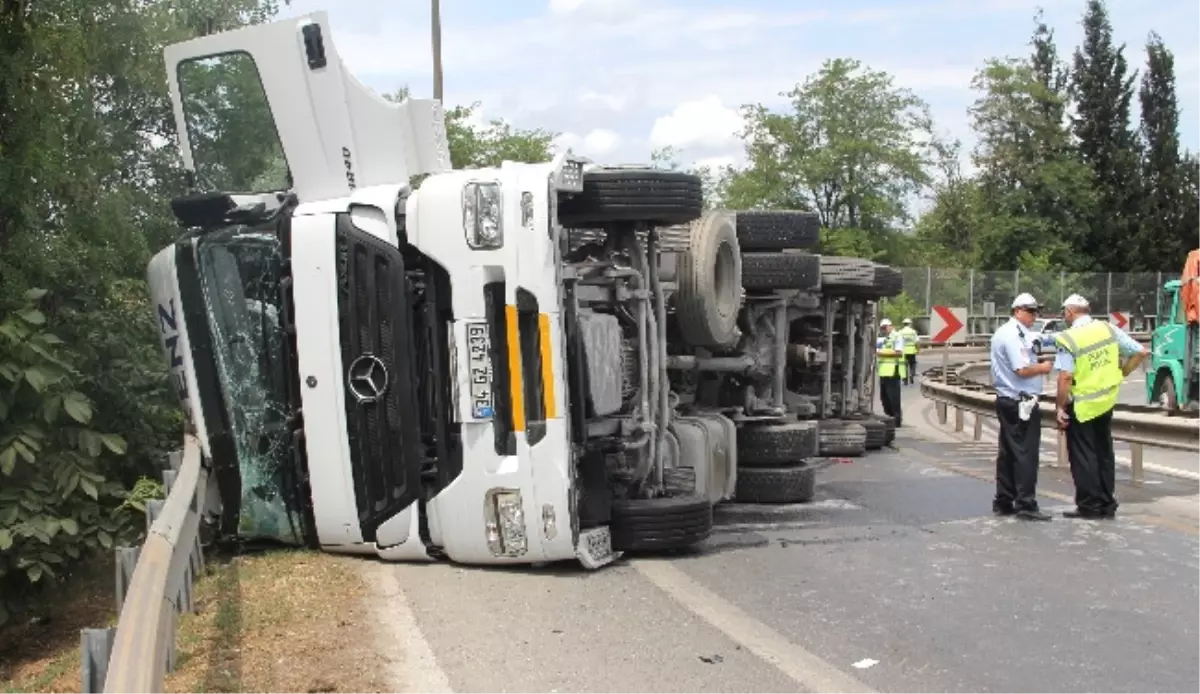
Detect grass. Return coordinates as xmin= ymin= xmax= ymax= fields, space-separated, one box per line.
xmin=2 ymin=548 xmax=391 ymax=693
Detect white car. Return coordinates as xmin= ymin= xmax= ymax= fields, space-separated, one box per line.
xmin=1029 ymin=318 xmax=1064 ymax=355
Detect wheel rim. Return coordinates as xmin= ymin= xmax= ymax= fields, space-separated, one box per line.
xmin=713 ymin=239 xmax=737 ymax=318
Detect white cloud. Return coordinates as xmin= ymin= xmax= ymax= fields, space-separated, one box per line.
xmin=579 ymin=90 xmax=628 ymax=112
xmin=556 ymin=128 xmax=623 ymax=156
xmin=693 ymin=155 xmax=737 ymax=171
xmin=649 ymin=97 xmax=745 ymax=150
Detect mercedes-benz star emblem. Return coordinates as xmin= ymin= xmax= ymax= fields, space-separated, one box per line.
xmin=347 ymin=354 xmax=389 ymax=403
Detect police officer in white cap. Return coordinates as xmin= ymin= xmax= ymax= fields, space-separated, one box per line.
xmin=989 ymin=293 xmax=1054 ymax=520
xmin=876 ymin=318 xmax=905 ymax=426
xmin=1053 ymin=293 xmax=1148 ymax=518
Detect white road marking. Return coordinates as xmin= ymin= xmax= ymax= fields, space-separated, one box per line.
xmin=632 ymin=560 xmax=876 ymax=693
xmin=363 ymin=563 xmax=454 ymax=693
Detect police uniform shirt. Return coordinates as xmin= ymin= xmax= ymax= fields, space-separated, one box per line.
xmin=1053 ymin=315 xmax=1145 ymax=399
xmin=990 ymin=317 xmax=1043 ymax=399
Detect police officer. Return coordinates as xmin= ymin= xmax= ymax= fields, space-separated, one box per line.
xmin=990 ymin=293 xmax=1054 ymax=520
xmin=1053 ymin=294 xmax=1148 ymax=519
xmin=876 ymin=318 xmax=906 ymax=426
xmin=899 ymin=318 xmax=920 ymax=385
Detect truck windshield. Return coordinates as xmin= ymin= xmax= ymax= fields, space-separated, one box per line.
xmin=195 ymin=226 xmax=305 ymax=544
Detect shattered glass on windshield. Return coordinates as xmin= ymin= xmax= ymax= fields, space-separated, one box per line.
xmin=195 ymin=227 xmax=305 ymax=544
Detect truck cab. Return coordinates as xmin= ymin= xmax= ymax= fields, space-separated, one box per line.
xmin=147 ymin=12 xmax=788 ymax=569
xmin=1147 ymin=249 xmax=1200 ymax=411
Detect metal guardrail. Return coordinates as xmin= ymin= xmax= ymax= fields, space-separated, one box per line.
xmin=80 ymin=434 xmax=207 ymax=692
xmin=920 ymin=361 xmax=1200 ymax=483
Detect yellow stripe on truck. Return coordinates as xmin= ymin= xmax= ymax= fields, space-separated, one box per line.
xmin=538 ymin=313 xmax=557 ymax=419
xmin=505 ymin=305 xmax=525 ymax=432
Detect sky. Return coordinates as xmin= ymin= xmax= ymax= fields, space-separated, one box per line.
xmin=278 ymin=0 xmax=1199 ymax=172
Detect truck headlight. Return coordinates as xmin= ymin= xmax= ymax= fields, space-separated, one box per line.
xmin=463 ymin=181 xmax=503 ymax=249
xmin=484 ymin=488 xmax=527 ymax=556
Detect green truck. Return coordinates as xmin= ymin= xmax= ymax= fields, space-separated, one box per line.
xmin=1147 ymin=249 xmax=1199 ymax=411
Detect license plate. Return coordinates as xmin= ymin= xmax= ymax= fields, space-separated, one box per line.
xmin=465 ymin=322 xmax=494 ymax=419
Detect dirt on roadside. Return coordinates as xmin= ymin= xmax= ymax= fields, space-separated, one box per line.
xmin=1 ymin=548 xmax=397 ymax=693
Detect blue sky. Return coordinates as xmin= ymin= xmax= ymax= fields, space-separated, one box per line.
xmin=280 ymin=0 xmax=1198 ymax=171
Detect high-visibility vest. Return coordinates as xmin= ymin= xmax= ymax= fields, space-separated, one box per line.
xmin=877 ymin=332 xmax=908 ymax=379
xmin=898 ymin=326 xmax=919 ymax=355
xmin=1053 ymin=320 xmax=1123 ymax=422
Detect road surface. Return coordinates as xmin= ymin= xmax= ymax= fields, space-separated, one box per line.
xmin=366 ymin=382 xmax=1199 ymax=693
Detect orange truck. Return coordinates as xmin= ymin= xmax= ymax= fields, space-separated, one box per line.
xmin=1147 ymin=249 xmax=1199 ymax=410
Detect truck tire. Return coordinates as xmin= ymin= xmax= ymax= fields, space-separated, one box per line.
xmin=741 ymin=252 xmax=821 ymax=291
xmin=676 ymin=210 xmax=743 ymax=347
xmin=663 ymin=466 xmax=697 ymax=496
xmin=817 ymin=419 xmax=867 ymax=457
xmin=610 ymin=495 xmax=712 ymax=552
xmin=735 ymin=464 xmax=816 ymax=504
xmin=558 ymin=168 xmax=703 ymax=227
xmin=872 ymin=265 xmax=904 ymax=298
xmin=735 ymin=211 xmax=820 ymax=251
xmin=819 ymin=256 xmax=875 ymax=292
xmin=1153 ymin=372 xmax=1179 ymax=410
xmin=861 ymin=417 xmax=887 ymax=450
xmin=737 ymin=421 xmax=819 ymax=467
xmin=873 ymin=414 xmax=896 ymax=445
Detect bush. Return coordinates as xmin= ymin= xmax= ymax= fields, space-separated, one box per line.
xmin=0 ymin=290 xmax=152 ymax=625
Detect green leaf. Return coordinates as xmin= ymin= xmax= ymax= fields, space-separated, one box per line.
xmin=26 ymin=563 xmax=43 ymax=582
xmin=40 ymin=552 xmax=62 ymax=564
xmin=60 ymin=518 xmax=78 ymax=535
xmin=0 ymin=447 xmax=14 ymax=476
xmin=16 ymin=309 xmax=45 ymax=326
xmin=97 ymin=530 xmax=113 ymax=549
xmin=43 ymin=518 xmax=60 ymax=537
xmin=23 ymin=288 xmax=48 ymax=302
xmin=35 ymin=332 xmax=64 ymax=346
xmin=11 ymin=440 xmax=34 ymax=464
xmin=63 ymin=392 xmax=93 ymax=424
xmin=24 ymin=367 xmax=48 ymax=392
xmin=0 ymin=529 xmax=12 ymax=550
xmin=0 ymin=505 xmax=17 ymax=524
xmin=78 ymin=430 xmax=103 ymax=457
xmin=79 ymin=477 xmax=98 ymax=500
xmin=99 ymin=434 xmax=127 ymax=455
xmin=42 ymin=395 xmax=62 ymax=424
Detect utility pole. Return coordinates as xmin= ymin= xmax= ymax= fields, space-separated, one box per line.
xmin=431 ymin=0 xmax=443 ymax=101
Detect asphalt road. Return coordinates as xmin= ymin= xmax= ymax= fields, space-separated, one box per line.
xmin=376 ymin=403 xmax=1199 ymax=692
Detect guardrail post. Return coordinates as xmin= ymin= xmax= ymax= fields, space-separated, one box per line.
xmin=114 ymin=546 xmax=141 ymax=611
xmin=167 ymin=449 xmax=183 ymax=471
xmin=146 ymin=499 xmax=165 ymax=535
xmin=936 ymin=401 xmax=947 ymax=424
xmin=954 ymin=407 xmax=964 ymax=432
xmin=81 ymin=627 xmax=115 ymax=693
xmin=162 ymin=469 xmax=177 ymax=495
xmin=1130 ymin=443 xmax=1144 ymax=485
xmin=973 ymin=413 xmax=983 ymax=440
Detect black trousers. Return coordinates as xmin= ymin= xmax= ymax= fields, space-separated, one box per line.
xmin=1065 ymin=403 xmax=1119 ymax=515
xmin=994 ymin=397 xmax=1041 ymax=511
xmin=904 ymin=355 xmax=917 ymax=384
xmin=879 ymin=376 xmax=902 ymax=426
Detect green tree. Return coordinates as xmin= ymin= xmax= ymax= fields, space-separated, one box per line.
xmin=1070 ymin=0 xmax=1143 ymax=270
xmin=723 ymin=58 xmax=937 ymax=261
xmin=1137 ymin=32 xmax=1191 ymax=268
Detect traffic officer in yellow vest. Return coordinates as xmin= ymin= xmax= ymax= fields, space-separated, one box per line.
xmin=899 ymin=318 xmax=920 ymax=385
xmin=1053 ymin=294 xmax=1148 ymax=519
xmin=877 ymin=318 xmax=906 ymax=426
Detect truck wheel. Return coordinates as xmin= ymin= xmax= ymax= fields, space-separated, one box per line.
xmin=741 ymin=252 xmax=821 ymax=291
xmin=817 ymin=419 xmax=867 ymax=457
xmin=676 ymin=210 xmax=743 ymax=347
xmin=873 ymin=414 xmax=896 ymax=445
xmin=735 ymin=464 xmax=816 ymax=504
xmin=557 ymin=168 xmax=703 ymax=227
xmin=737 ymin=421 xmax=819 ymax=466
xmin=872 ymin=265 xmax=904 ymax=298
xmin=610 ymin=495 xmax=713 ymax=552
xmin=819 ymin=256 xmax=875 ymax=292
xmin=861 ymin=417 xmax=887 ymax=450
xmin=735 ymin=211 xmax=820 ymax=251
xmin=1154 ymin=372 xmax=1179 ymax=410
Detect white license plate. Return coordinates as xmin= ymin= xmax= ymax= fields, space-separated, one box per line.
xmin=465 ymin=322 xmax=494 ymax=419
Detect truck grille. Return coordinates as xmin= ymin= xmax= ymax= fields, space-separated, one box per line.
xmin=334 ymin=220 xmax=423 ymax=543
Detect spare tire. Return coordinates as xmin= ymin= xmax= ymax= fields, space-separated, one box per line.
xmin=735 ymin=464 xmax=816 ymax=504
xmin=735 ymin=211 xmax=820 ymax=251
xmin=610 ymin=494 xmax=713 ymax=552
xmin=873 ymin=265 xmax=904 ymax=298
xmin=558 ymin=168 xmax=703 ymax=227
xmin=676 ymin=210 xmax=743 ymax=347
xmin=737 ymin=420 xmax=819 ymax=467
xmin=741 ymin=252 xmax=821 ymax=292
xmin=819 ymin=256 xmax=875 ymax=293
xmin=817 ymin=419 xmax=868 ymax=457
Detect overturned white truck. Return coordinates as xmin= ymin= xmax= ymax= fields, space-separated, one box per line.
xmin=146 ymin=12 xmax=856 ymax=569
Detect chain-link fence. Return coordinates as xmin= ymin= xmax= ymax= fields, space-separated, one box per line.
xmin=891 ymin=267 xmax=1179 ymax=334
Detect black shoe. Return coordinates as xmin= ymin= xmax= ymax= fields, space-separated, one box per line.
xmin=1016 ymin=508 xmax=1052 ymax=521
xmin=993 ymin=503 xmax=1016 ymax=516
xmin=1063 ymin=508 xmax=1115 ymax=519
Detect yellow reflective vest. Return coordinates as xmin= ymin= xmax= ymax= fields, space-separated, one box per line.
xmin=1053 ymin=319 xmax=1123 ymax=422
xmin=898 ymin=326 xmax=919 ymax=355
xmin=877 ymin=332 xmax=908 ymax=379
